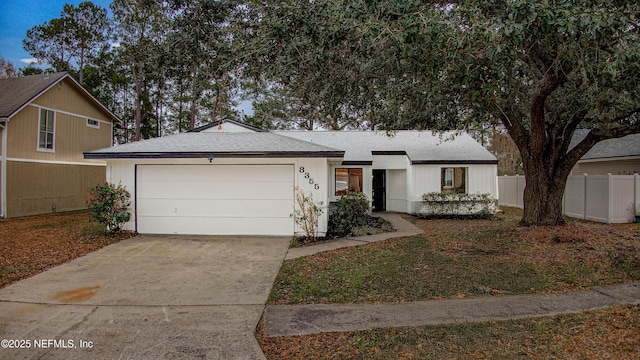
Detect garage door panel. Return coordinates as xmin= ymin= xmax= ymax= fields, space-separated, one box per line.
xmin=138 ymin=199 xmax=293 ymax=218
xmin=138 ymin=165 xmax=292 ymax=183
xmin=138 ymin=216 xmax=293 ymax=236
xmin=137 ymin=181 xmax=293 ymax=200
xmin=136 ymin=164 xmax=295 ymax=235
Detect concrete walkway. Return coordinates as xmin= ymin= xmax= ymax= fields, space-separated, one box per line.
xmin=265 ymin=282 xmax=640 ymax=336
xmin=285 ymin=213 xmax=423 ymax=260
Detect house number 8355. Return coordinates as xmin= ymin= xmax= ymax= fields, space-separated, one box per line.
xmin=298 ymin=167 xmax=320 ymax=190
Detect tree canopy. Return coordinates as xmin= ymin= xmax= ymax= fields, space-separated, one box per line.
xmin=24 ymin=1 xmax=110 ymax=84
xmin=240 ymin=0 xmax=640 ymax=225
xmin=17 ymin=0 xmax=640 ymax=225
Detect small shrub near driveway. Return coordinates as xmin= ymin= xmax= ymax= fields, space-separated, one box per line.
xmin=328 ymin=192 xmax=370 ymax=237
xmin=290 ymin=186 xmax=325 ymax=241
xmin=87 ymin=182 xmax=131 ymax=233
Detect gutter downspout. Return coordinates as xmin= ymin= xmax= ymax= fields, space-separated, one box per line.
xmin=0 ymin=117 xmax=7 ymax=218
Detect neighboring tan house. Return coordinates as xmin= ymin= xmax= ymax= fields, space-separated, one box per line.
xmin=85 ymin=119 xmax=497 ymax=236
xmin=0 ymin=72 xmax=117 ymax=218
xmin=570 ymin=129 xmax=640 ymax=175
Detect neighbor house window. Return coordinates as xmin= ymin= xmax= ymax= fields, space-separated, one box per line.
xmin=86 ymin=118 xmax=100 ymax=128
xmin=335 ymin=168 xmax=363 ymax=196
xmin=38 ymin=109 xmax=55 ymax=150
xmin=441 ymin=167 xmax=467 ymax=193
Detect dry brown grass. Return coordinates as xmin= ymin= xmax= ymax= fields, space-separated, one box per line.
xmin=260 ymin=208 xmax=640 ymax=359
xmin=0 ymin=211 xmax=134 ymax=288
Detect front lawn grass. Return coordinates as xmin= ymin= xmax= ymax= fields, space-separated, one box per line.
xmin=261 ymin=207 xmax=640 ymax=358
xmin=258 ymin=304 xmax=640 ymax=359
xmin=269 ymin=207 xmax=640 ymax=305
xmin=0 ymin=211 xmax=134 ymax=288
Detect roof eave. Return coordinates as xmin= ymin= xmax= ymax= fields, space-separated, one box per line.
xmin=3 ymin=73 xmax=66 ymax=119
xmin=4 ymin=73 xmax=120 ymax=123
xmin=84 ymin=151 xmax=345 ymax=160
xmin=411 ymin=159 xmax=499 ymax=165
xmin=62 ymin=74 xmax=120 ymax=123
xmin=578 ymin=154 xmax=640 ymax=162
xmin=341 ymin=160 xmax=373 ymax=166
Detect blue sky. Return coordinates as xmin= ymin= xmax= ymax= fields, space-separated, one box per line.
xmin=0 ymin=0 xmax=254 ymax=115
xmin=0 ymin=0 xmax=112 ymax=67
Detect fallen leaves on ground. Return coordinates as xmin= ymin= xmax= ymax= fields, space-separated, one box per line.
xmin=0 ymin=211 xmax=134 ymax=288
xmin=257 ymin=305 xmax=640 ymax=359
xmin=260 ymin=207 xmax=640 ymax=358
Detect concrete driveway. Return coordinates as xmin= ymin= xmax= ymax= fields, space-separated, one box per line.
xmin=0 ymin=235 xmax=290 ymax=359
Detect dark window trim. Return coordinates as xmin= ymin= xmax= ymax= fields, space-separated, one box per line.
xmin=335 ymin=167 xmax=363 ymax=196
xmin=440 ymin=166 xmax=467 ymax=194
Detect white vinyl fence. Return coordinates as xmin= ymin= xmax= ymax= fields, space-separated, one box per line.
xmin=498 ymin=174 xmax=640 ymax=224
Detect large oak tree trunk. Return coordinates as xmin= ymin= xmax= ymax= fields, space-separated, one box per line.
xmin=520 ymin=161 xmax=569 ymax=226
xmin=506 ymin=74 xmax=579 ymax=227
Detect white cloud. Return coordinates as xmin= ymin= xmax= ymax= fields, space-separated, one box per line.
xmin=20 ymin=58 xmax=42 ymax=65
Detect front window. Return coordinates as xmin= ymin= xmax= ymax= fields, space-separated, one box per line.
xmin=441 ymin=167 xmax=467 ymax=193
xmin=38 ymin=109 xmax=55 ymax=150
xmin=335 ymin=168 xmax=363 ymax=196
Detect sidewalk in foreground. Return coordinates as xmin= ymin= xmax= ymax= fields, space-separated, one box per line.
xmin=265 ymin=282 xmax=640 ymax=337
xmin=285 ymin=213 xmax=423 ymax=260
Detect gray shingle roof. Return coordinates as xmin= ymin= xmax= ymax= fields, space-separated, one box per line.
xmin=570 ymin=129 xmax=640 ymax=160
xmin=0 ymin=72 xmax=67 ymax=118
xmin=84 ymin=132 xmax=344 ymax=159
xmin=277 ymin=131 xmax=497 ymax=164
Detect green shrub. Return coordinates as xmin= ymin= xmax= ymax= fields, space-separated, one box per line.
xmin=418 ymin=192 xmax=497 ymax=219
xmin=328 ymin=192 xmax=370 ymax=237
xmin=87 ymin=182 xmax=131 ymax=233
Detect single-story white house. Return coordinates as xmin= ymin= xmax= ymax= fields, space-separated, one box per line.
xmin=84 ymin=120 xmax=498 ymax=236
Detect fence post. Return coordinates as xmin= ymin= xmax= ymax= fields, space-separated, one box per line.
xmin=583 ymin=174 xmax=588 ymax=220
xmin=607 ymin=173 xmax=613 ymax=224
xmin=517 ymin=174 xmax=524 ymax=209
xmin=635 ymin=173 xmax=639 ymax=219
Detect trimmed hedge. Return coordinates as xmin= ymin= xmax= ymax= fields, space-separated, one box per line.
xmin=418 ymin=192 xmax=497 ymax=219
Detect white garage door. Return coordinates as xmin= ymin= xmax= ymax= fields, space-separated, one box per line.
xmin=136 ymin=164 xmax=294 ymax=235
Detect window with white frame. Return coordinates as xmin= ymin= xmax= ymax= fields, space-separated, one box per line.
xmin=86 ymin=118 xmax=100 ymax=128
xmin=38 ymin=109 xmax=55 ymax=150
xmin=441 ymin=167 xmax=467 ymax=193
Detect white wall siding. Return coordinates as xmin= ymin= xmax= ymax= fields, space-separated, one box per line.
xmin=372 ymin=155 xmax=409 ymax=170
xmin=294 ymin=157 xmax=330 ymax=235
xmin=409 ymin=164 xmax=498 ymax=214
xmin=410 ymin=165 xmax=445 ymax=214
xmin=411 ymin=165 xmax=442 ymax=197
xmin=467 ymin=165 xmax=498 ymax=196
xmin=386 ymin=169 xmax=408 ymax=212
xmin=410 ymin=164 xmax=497 ymax=197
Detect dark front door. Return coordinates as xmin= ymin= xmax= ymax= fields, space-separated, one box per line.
xmin=372 ymin=169 xmax=386 ymax=212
